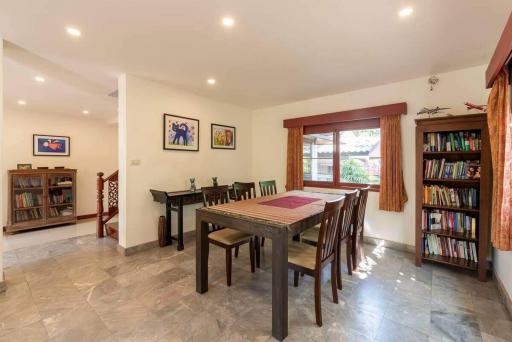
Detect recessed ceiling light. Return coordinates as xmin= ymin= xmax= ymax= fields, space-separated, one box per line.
xmin=82 ymin=110 xmax=89 ymax=115
xmin=399 ymin=7 xmax=414 ymax=17
xmin=222 ymin=17 xmax=235 ymax=27
xmin=207 ymin=78 xmax=216 ymax=85
xmin=66 ymin=27 xmax=81 ymax=37
xmin=17 ymin=100 xmax=27 ymax=106
xmin=34 ymin=76 xmax=45 ymax=83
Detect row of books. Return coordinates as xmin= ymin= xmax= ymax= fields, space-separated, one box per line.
xmin=423 ymin=235 xmax=478 ymax=263
xmin=49 ymin=191 xmax=73 ymax=205
xmin=424 ymin=159 xmax=480 ymax=180
xmin=15 ymin=192 xmax=43 ymax=208
xmin=422 ymin=209 xmax=477 ymax=237
xmin=49 ymin=206 xmax=73 ymax=217
xmin=423 ymin=185 xmax=478 ymax=209
xmin=14 ymin=177 xmax=42 ymax=188
xmin=423 ymin=131 xmax=481 ymax=152
xmin=14 ymin=208 xmax=42 ymax=222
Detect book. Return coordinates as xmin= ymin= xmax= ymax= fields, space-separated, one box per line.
xmin=423 ymin=131 xmax=481 ymax=152
xmin=423 ymin=159 xmax=480 ymax=180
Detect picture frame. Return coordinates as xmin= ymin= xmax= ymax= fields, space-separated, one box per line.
xmin=17 ymin=164 xmax=32 ymax=170
xmin=33 ymin=134 xmax=70 ymax=156
xmin=211 ymin=124 xmax=236 ymax=150
xmin=163 ymin=114 xmax=200 ymax=151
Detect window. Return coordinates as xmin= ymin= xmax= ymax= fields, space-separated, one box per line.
xmin=303 ymin=125 xmax=380 ymax=189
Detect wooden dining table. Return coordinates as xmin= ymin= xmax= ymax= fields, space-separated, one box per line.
xmin=195 ymin=190 xmax=344 ymax=340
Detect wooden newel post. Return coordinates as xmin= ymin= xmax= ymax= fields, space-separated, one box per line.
xmin=97 ymin=172 xmax=105 ymax=238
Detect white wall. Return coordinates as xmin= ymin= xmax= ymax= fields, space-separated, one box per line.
xmin=118 ymin=75 xmax=252 ymax=248
xmin=2 ymin=110 xmax=118 ymax=221
xmin=251 ymin=65 xmax=489 ymax=247
xmin=1 ymin=39 xmax=4 ymax=283
xmin=495 ymin=250 xmax=512 ymax=300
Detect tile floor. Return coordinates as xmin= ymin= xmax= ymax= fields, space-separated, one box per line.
xmin=1 ymin=232 xmax=512 ymax=341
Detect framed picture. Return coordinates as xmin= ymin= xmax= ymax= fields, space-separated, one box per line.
xmin=211 ymin=124 xmax=236 ymax=150
xmin=33 ymin=134 xmax=70 ymax=156
xmin=17 ymin=164 xmax=32 ymax=170
xmin=163 ymin=114 xmax=199 ymax=151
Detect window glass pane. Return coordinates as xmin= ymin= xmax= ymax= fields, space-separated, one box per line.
xmin=339 ymin=128 xmax=380 ymax=184
xmin=303 ymin=133 xmax=333 ymax=182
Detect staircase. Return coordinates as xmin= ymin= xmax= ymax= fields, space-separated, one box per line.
xmin=97 ymin=171 xmax=119 ymax=240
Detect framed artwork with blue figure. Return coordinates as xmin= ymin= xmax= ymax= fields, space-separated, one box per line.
xmin=33 ymin=134 xmax=70 ymax=156
xmin=163 ymin=114 xmax=199 ymax=151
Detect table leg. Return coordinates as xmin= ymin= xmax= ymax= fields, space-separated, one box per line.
xmin=166 ymin=202 xmax=172 ymax=246
xmin=254 ymin=236 xmax=261 ymax=268
xmin=177 ymin=197 xmax=184 ymax=251
xmin=196 ymin=213 xmax=209 ymax=293
xmin=272 ymin=230 xmax=288 ymax=340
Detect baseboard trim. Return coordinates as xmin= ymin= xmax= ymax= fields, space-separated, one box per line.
xmin=494 ymin=270 xmax=512 ymax=319
xmin=78 ymin=213 xmax=109 ymax=220
xmin=363 ymin=236 xmax=415 ymax=254
xmin=116 ymin=240 xmax=159 ymax=256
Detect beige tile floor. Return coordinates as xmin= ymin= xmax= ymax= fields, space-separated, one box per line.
xmin=1 ymin=232 xmax=511 ymax=341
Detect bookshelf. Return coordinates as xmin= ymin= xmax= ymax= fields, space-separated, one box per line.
xmin=6 ymin=169 xmax=77 ymax=233
xmin=415 ymin=114 xmax=491 ymax=281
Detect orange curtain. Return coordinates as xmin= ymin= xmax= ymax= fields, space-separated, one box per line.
xmin=379 ymin=114 xmax=408 ymax=212
xmin=487 ymin=68 xmax=511 ymax=251
xmin=286 ymin=127 xmax=304 ymax=191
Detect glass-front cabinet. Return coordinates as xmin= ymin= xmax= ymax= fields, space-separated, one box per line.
xmin=6 ymin=169 xmax=77 ymax=233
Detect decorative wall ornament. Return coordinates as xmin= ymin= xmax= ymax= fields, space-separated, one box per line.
xmin=416 ymin=106 xmax=451 ymax=117
xmin=428 ymin=75 xmax=439 ymax=91
xmin=211 ymin=124 xmax=236 ymax=150
xmin=33 ymin=134 xmax=70 ymax=156
xmin=163 ymin=114 xmax=199 ymax=151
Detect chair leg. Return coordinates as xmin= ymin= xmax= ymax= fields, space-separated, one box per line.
xmin=234 ymin=246 xmax=239 ymax=258
xmin=352 ymin=234 xmax=358 ymax=271
xmin=331 ymin=261 xmax=338 ymax=304
xmin=346 ymin=239 xmax=352 ymax=276
xmin=255 ymin=236 xmax=261 ymax=268
xmin=261 ymin=237 xmax=265 ymax=247
xmin=336 ymin=242 xmax=342 ymax=290
xmin=225 ymin=248 xmax=232 ymax=287
xmin=293 ymin=271 xmax=299 ymax=287
xmin=314 ymin=271 xmax=322 ymax=327
xmin=249 ymin=239 xmax=255 ymax=273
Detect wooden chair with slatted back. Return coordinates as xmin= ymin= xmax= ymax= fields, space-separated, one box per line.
xmin=288 ymin=196 xmax=344 ymax=327
xmin=351 ymin=186 xmax=370 ymax=271
xmin=258 ymin=180 xmax=277 ymax=247
xmin=201 ymin=185 xmax=255 ymax=287
xmin=335 ymin=190 xmax=358 ymax=289
xmin=232 ymin=182 xmax=257 ymax=259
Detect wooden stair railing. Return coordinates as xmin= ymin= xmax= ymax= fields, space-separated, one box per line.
xmin=97 ymin=170 xmax=119 ymax=238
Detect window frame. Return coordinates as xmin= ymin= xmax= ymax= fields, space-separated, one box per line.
xmin=303 ymin=118 xmax=381 ymax=192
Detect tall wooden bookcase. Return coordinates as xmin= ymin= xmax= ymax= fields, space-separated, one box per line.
xmin=6 ymin=169 xmax=77 ymax=233
xmin=415 ymin=114 xmax=491 ymax=281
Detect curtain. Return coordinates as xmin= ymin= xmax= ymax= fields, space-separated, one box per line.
xmin=286 ymin=127 xmax=304 ymax=191
xmin=379 ymin=114 xmax=408 ymax=212
xmin=487 ymin=68 xmax=511 ymax=251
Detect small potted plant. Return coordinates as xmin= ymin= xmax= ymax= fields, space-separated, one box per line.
xmin=190 ymin=178 xmax=196 ymax=192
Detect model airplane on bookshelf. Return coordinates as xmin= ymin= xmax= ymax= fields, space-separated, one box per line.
xmin=417 ymin=106 xmax=451 ymax=117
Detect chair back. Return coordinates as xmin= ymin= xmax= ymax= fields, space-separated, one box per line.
xmin=202 ymin=185 xmax=230 ymax=232
xmin=352 ymin=186 xmax=370 ymax=235
xmin=337 ymin=190 xmax=359 ymax=242
xmin=259 ymin=180 xmax=277 ymax=196
xmin=316 ymin=197 xmax=344 ymax=265
xmin=233 ymin=182 xmax=256 ymax=201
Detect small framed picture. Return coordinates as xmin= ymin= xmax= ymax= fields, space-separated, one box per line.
xmin=17 ymin=164 xmax=32 ymax=170
xmin=211 ymin=124 xmax=236 ymax=150
xmin=33 ymin=134 xmax=70 ymax=156
xmin=163 ymin=114 xmax=199 ymax=151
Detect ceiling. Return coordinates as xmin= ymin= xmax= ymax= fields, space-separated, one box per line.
xmin=0 ymin=0 xmax=511 ymax=116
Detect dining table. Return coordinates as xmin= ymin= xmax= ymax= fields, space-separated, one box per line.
xmin=195 ymin=190 xmax=344 ymax=340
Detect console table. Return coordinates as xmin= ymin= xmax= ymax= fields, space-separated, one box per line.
xmin=150 ymin=187 xmax=235 ymax=251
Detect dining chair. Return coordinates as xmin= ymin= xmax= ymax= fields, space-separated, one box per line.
xmin=351 ymin=186 xmax=370 ymax=271
xmin=288 ymin=196 xmax=344 ymax=327
xmin=201 ymin=185 xmax=255 ymax=286
xmin=300 ymin=190 xmax=358 ymax=283
xmin=232 ymin=182 xmax=257 ymax=259
xmin=258 ymin=180 xmax=277 ymax=247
